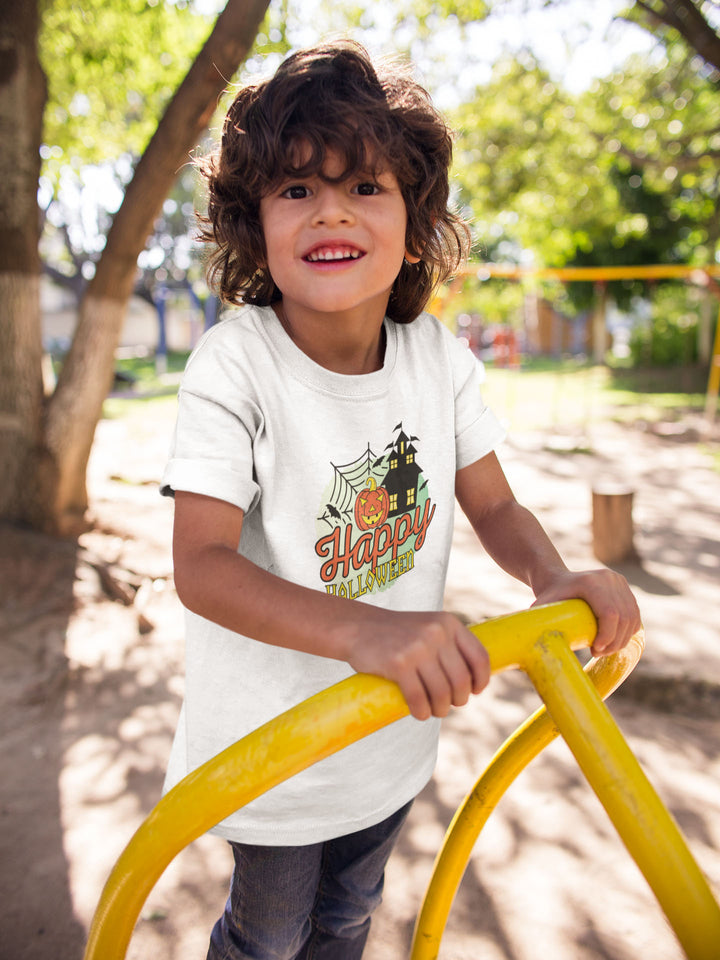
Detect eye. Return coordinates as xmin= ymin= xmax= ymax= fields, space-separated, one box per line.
xmin=354 ymin=181 xmax=380 ymax=196
xmin=281 ymin=184 xmax=311 ymax=200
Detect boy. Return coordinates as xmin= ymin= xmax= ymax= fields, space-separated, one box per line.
xmin=161 ymin=39 xmax=640 ymax=960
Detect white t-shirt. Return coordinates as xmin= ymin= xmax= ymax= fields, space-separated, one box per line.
xmin=161 ymin=305 xmax=505 ymax=845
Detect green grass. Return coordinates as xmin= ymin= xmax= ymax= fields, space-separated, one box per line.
xmin=102 ymin=351 xmax=189 ymax=419
xmin=104 ymin=350 xmax=715 ymax=439
xmin=112 ymin=350 xmax=190 ymax=387
xmin=103 ymin=391 xmax=180 ymax=420
xmin=703 ymin=445 xmax=720 ymax=471
xmin=481 ymin=358 xmax=710 ymax=432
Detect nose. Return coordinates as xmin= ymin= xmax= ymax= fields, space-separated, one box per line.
xmin=311 ymin=183 xmax=355 ymax=226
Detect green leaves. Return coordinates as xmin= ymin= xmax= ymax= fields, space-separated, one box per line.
xmin=452 ymin=56 xmax=607 ymax=265
xmin=40 ymin=0 xmax=211 ymax=177
xmin=449 ymin=28 xmax=720 ymax=315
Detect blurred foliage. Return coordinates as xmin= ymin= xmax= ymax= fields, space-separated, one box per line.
xmin=133 ymin=165 xmax=208 ymax=295
xmin=450 ymin=35 xmax=720 ymax=327
xmin=309 ymin=0 xmax=489 ymax=41
xmin=630 ymin=313 xmax=698 ymax=366
xmin=37 ymin=0 xmax=296 ymax=297
xmin=618 ymin=0 xmax=720 ymax=74
xmin=452 ymin=55 xmax=612 ymax=269
xmin=38 ymin=0 xmax=216 ymax=296
xmin=628 ymin=283 xmax=704 ymax=366
xmin=451 ymin=275 xmax=526 ymax=327
xmin=35 ymin=0 xmax=720 ymax=370
xmin=452 ymin=50 xmax=720 ymax=257
xmin=582 ymin=44 xmax=720 ymax=256
xmin=39 ymin=0 xmax=212 ymax=180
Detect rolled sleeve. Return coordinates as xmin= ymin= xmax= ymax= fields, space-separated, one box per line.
xmin=160 ymin=389 xmax=261 ymax=514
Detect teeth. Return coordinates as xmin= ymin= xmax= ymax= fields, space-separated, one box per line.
xmin=306 ymin=248 xmax=362 ymax=262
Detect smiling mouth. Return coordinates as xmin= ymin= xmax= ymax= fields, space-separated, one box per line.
xmin=303 ymin=246 xmax=365 ymax=263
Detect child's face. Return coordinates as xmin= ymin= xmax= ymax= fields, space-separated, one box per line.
xmin=259 ymin=146 xmax=412 ymax=323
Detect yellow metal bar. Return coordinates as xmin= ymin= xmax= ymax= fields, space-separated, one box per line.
xmin=82 ymin=601 xmax=720 ymax=960
xmin=465 ymin=598 xmax=598 ymax=669
xmin=462 ymin=262 xmax=720 ymax=282
xmin=705 ymin=300 xmax=720 ymax=425
xmin=82 ymin=601 xmax=593 ymax=960
xmin=83 ymin=673 xmax=410 ymax=960
xmin=411 ymin=631 xmax=645 ymax=960
xmin=527 ymin=632 xmax=720 ymax=960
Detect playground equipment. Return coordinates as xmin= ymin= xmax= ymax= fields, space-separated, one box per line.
xmin=83 ymin=600 xmax=720 ymax=960
xmin=456 ymin=262 xmax=720 ymax=426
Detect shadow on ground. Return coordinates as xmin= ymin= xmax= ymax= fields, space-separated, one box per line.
xmin=2 ymin=407 xmax=719 ymax=960
xmin=0 ymin=525 xmax=86 ymax=960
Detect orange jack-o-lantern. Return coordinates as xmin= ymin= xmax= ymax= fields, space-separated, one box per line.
xmin=354 ymin=478 xmax=389 ymax=531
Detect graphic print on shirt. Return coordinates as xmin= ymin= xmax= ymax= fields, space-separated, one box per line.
xmin=315 ymin=422 xmax=435 ymax=597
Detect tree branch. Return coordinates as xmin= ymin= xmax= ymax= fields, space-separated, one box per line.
xmin=43 ymin=0 xmax=271 ymax=532
xmin=86 ymin=0 xmax=271 ymax=304
xmin=627 ymin=0 xmax=720 ymax=74
xmin=42 ymin=262 xmax=85 ymax=302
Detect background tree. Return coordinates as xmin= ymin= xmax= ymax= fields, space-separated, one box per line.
xmin=618 ymin=0 xmax=720 ymax=73
xmin=0 ymin=0 xmax=47 ymax=539
xmin=37 ymin=0 xmax=207 ymax=304
xmin=571 ymin=42 xmax=720 ymax=311
xmin=480 ymin=0 xmax=719 ymax=73
xmin=5 ymin=0 xmax=716 ymax=538
xmin=0 ymin=0 xmax=270 ymax=536
xmin=450 ymin=3 xmax=719 ymax=351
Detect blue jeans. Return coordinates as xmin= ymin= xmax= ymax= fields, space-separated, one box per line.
xmin=206 ymin=800 xmax=413 ymax=960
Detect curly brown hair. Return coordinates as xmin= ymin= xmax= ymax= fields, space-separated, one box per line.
xmin=199 ymin=39 xmax=469 ymax=324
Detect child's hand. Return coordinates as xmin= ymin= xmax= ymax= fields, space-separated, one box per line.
xmin=344 ymin=610 xmax=490 ymax=721
xmin=531 ymin=569 xmax=641 ymax=658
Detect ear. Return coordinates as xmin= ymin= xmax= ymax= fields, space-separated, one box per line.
xmin=403 ymin=250 xmax=422 ymax=264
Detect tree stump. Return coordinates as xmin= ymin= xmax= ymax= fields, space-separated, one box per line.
xmin=591 ymin=484 xmax=637 ymax=565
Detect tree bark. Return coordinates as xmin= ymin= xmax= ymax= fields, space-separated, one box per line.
xmin=31 ymin=0 xmax=271 ymax=535
xmin=0 ymin=0 xmax=47 ymax=524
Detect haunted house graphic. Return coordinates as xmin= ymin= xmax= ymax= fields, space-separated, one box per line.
xmin=316 ymin=422 xmax=428 ymax=532
xmin=315 ymin=422 xmax=434 ymax=594
xmin=379 ymin=425 xmax=422 ymax=517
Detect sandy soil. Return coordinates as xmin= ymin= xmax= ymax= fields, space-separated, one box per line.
xmin=1 ymin=398 xmax=719 ymax=960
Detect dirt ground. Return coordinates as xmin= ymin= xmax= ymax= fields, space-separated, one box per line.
xmin=1 ymin=396 xmax=719 ymax=960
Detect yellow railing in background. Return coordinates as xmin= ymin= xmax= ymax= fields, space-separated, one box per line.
xmin=82 ymin=601 xmax=720 ymax=960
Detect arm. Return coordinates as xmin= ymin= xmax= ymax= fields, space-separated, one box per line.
xmin=455 ymin=453 xmax=641 ymax=656
xmin=172 ymin=490 xmax=490 ymax=720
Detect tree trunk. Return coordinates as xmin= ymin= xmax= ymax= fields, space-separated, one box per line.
xmin=0 ymin=0 xmax=47 ymax=524
xmin=29 ymin=0 xmax=271 ymax=535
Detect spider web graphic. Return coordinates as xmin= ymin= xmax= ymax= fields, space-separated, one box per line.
xmin=317 ymin=443 xmax=386 ymax=527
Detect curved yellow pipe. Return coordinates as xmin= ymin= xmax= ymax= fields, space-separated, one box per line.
xmin=410 ymin=632 xmax=645 ymax=960
xmin=82 ymin=601 xmax=720 ymax=960
xmin=527 ymin=633 xmax=720 ymax=960
xmin=82 ymin=672 xmax=409 ymax=960
xmin=83 ymin=601 xmax=595 ymax=960
xmin=412 ymin=622 xmax=720 ymax=960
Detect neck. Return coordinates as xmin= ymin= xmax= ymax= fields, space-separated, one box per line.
xmin=274 ymin=302 xmax=388 ymax=375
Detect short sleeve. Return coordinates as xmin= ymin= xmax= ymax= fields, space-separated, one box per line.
xmin=160 ymin=329 xmax=262 ymax=513
xmin=445 ymin=330 xmax=506 ymax=470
